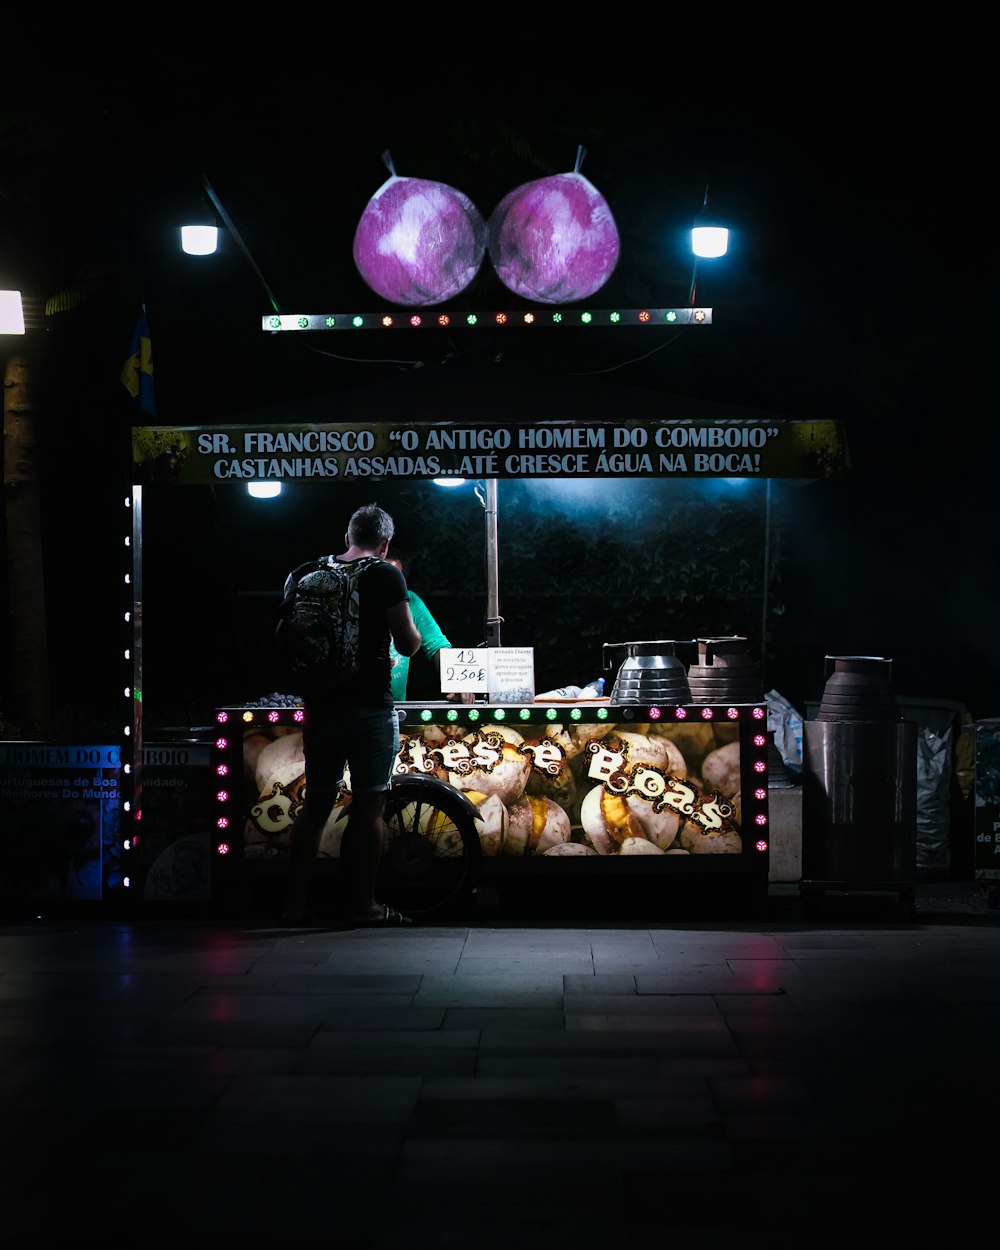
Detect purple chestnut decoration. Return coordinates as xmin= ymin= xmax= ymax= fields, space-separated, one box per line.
xmin=352 ymin=152 xmax=486 ymax=306
xmin=487 ymin=154 xmax=620 ymax=304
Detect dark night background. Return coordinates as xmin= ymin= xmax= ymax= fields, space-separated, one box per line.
xmin=0 ymin=47 xmax=992 ymax=733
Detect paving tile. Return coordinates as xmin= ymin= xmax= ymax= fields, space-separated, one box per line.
xmin=563 ymin=973 xmax=638 ymax=994
xmin=565 ymin=1014 xmax=736 ymax=1041
xmin=478 ymin=1024 xmax=739 ymax=1056
xmin=476 ymin=1056 xmax=662 ymax=1079
xmin=565 ymin=992 xmax=722 ymax=1014
xmin=412 ymin=975 xmax=565 ymax=1006
xmin=316 ymin=1007 xmax=447 ymax=1029
xmin=408 ymin=1095 xmax=617 ymax=1136
xmin=635 ymin=970 xmax=791 ymax=993
xmin=443 ymin=1007 xmax=565 ymax=1030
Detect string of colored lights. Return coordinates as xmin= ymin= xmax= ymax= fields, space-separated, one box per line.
xmin=262 ymin=308 xmax=712 ymax=333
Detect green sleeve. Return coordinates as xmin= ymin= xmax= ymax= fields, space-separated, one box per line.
xmin=407 ymin=591 xmax=451 ymax=659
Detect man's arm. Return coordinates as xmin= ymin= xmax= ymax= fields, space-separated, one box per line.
xmin=387 ymin=599 xmax=422 ymax=658
xmin=408 ymin=592 xmax=451 ymax=660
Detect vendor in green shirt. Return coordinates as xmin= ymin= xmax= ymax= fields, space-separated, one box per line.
xmin=387 ymin=555 xmax=457 ymax=701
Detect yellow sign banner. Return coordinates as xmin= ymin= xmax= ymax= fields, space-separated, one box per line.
xmin=132 ymin=418 xmax=847 ymax=485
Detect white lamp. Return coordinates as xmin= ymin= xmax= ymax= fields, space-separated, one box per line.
xmin=0 ymin=290 xmax=26 ymax=334
xmin=247 ymin=482 xmax=281 ymax=498
xmin=692 ymin=225 xmax=729 ymax=259
xmin=181 ymin=224 xmax=219 ymax=256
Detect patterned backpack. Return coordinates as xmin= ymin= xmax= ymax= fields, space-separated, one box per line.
xmin=275 ymin=555 xmax=380 ymax=692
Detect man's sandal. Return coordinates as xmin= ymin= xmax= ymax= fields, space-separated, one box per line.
xmin=351 ymin=904 xmax=413 ymax=927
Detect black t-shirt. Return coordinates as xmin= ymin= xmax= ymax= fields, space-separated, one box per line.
xmin=337 ymin=558 xmax=409 ymax=708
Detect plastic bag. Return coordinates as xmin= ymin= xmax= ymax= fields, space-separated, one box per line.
xmin=766 ymin=689 xmax=803 ymax=774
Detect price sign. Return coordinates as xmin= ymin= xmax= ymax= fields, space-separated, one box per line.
xmin=439 ymin=648 xmax=489 ymax=694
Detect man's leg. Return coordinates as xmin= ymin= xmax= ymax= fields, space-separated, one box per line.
xmin=339 ymin=706 xmax=402 ymax=923
xmin=339 ymin=790 xmax=388 ymax=921
xmin=283 ymin=795 xmax=331 ymax=921
xmin=283 ymin=701 xmax=345 ymax=922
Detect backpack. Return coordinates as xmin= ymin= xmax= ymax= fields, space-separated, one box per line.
xmin=275 ymin=555 xmax=381 ymax=692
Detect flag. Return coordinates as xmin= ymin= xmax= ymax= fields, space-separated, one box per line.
xmin=120 ymin=307 xmax=156 ymax=417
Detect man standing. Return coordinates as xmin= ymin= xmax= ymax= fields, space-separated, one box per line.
xmin=282 ymin=503 xmax=421 ymax=927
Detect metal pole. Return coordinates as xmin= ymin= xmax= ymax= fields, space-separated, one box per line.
xmin=760 ymin=478 xmax=772 ymax=689
xmin=484 ymin=478 xmax=501 ymax=647
xmin=202 ymin=174 xmax=283 ymax=315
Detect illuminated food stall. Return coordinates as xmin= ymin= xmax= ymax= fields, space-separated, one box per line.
xmin=214 ymin=697 xmax=767 ymax=916
xmin=124 ymin=405 xmax=846 ymax=916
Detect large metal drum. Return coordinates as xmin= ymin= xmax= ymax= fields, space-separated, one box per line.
xmin=801 ymin=653 xmax=917 ymax=906
xmin=801 ymin=719 xmax=917 ymax=886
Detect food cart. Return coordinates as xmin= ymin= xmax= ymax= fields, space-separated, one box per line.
xmin=124 ymin=396 xmax=847 ymax=917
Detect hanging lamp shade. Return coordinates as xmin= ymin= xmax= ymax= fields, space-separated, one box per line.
xmin=0 ymin=290 xmax=25 ymax=334
xmin=181 ymin=224 xmax=219 ymax=256
xmin=486 ymin=146 xmax=620 ymax=304
xmin=353 ymin=151 xmax=486 ymax=306
xmin=691 ymin=223 xmax=729 ymax=258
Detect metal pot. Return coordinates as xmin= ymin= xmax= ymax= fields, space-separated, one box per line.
xmin=686 ymin=635 xmax=763 ymax=703
xmin=816 ymin=655 xmax=899 ymax=722
xmin=602 ymin=640 xmax=692 ymax=704
xmin=685 ymin=636 xmax=793 ymax=787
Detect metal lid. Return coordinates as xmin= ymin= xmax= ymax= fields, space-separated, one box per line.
xmin=817 ymin=655 xmax=899 ymax=722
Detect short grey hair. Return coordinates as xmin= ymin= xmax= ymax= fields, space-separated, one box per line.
xmin=348 ymin=502 xmax=394 ymax=548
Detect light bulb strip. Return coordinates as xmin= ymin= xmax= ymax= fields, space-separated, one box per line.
xmin=262 ymin=308 xmax=712 ymax=333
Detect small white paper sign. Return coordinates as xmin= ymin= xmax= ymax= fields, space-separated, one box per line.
xmin=487 ymin=648 xmax=535 ymax=703
xmin=439 ymin=648 xmax=489 ymax=694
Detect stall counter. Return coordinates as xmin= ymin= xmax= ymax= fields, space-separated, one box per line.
xmin=210 ymin=699 xmax=770 ymax=908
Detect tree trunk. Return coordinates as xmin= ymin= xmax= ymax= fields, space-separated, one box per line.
xmin=3 ymin=350 xmax=50 ymax=736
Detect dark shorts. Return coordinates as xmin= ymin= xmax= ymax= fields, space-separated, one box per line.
xmin=300 ymin=702 xmax=399 ymax=803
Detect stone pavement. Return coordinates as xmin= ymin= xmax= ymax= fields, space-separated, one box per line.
xmin=1 ymin=875 xmax=998 ymax=1246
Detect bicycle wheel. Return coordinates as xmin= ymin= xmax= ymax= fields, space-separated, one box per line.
xmin=379 ymin=775 xmax=481 ymax=917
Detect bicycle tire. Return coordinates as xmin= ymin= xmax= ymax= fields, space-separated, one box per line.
xmin=379 ymin=775 xmax=482 ymax=917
